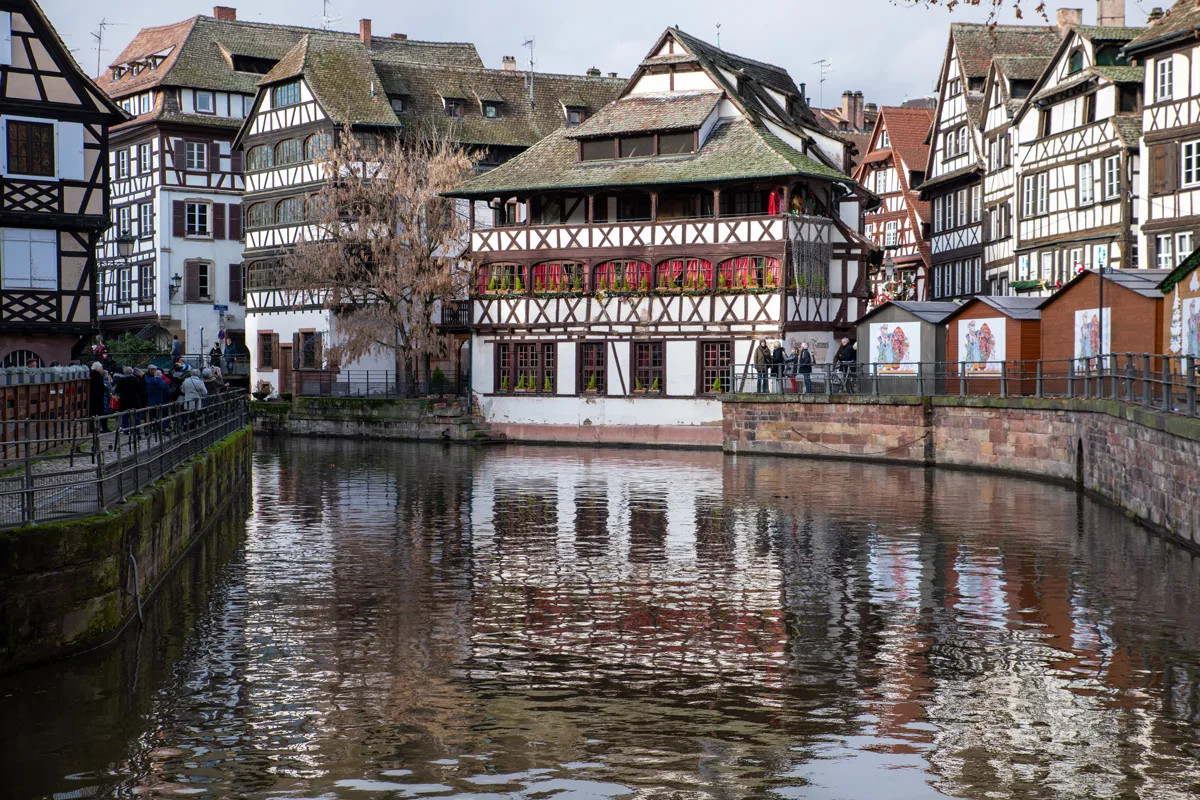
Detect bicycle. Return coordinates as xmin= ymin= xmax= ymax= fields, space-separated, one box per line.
xmin=830 ymin=361 xmax=859 ymax=394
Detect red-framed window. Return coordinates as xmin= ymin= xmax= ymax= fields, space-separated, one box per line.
xmin=532 ymin=261 xmax=586 ymax=293
xmin=633 ymin=341 xmax=664 ymax=394
xmin=699 ymin=340 xmax=733 ymax=394
xmin=655 ymin=258 xmax=713 ymax=291
xmin=592 ymin=259 xmax=652 ymax=292
xmin=578 ymin=342 xmax=606 ymax=393
xmin=495 ymin=341 xmax=556 ymax=393
xmin=716 ymin=256 xmax=782 ymax=290
xmin=477 ymin=263 xmax=528 ymax=295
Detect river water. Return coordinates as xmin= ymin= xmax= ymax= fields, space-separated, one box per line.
xmin=3 ymin=439 xmax=1200 ymax=800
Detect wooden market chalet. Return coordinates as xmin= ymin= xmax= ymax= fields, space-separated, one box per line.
xmin=447 ymin=27 xmax=874 ymax=411
xmin=0 ymin=0 xmax=126 ymax=367
xmin=854 ymin=106 xmax=935 ymax=303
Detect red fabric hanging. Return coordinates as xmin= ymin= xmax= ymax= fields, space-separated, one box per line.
xmin=768 ymin=190 xmax=779 ymax=216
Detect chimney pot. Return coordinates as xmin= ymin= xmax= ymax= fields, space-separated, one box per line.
xmin=608 ymin=72 xmax=618 ymax=78
xmin=1097 ymin=0 xmax=1125 ymax=27
xmin=586 ymin=67 xmax=601 ymax=77
xmin=391 ymin=33 xmax=408 ymax=40
xmin=502 ymin=55 xmax=517 ymax=71
xmin=1056 ymin=8 xmax=1083 ymax=36
xmin=359 ymin=18 xmax=372 ymax=48
xmin=213 ymin=5 xmax=236 ymax=20
xmin=1148 ymin=7 xmax=1164 ymax=21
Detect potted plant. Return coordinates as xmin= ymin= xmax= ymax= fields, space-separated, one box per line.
xmin=639 ymin=275 xmax=649 ymax=293
xmin=711 ymin=376 xmax=723 ymax=393
xmin=543 ymin=376 xmax=553 ymax=393
xmin=650 ymin=377 xmax=661 ymax=394
xmin=718 ymin=272 xmax=727 ymax=290
xmin=697 ymin=272 xmax=708 ymax=291
xmin=488 ymin=274 xmax=498 ymax=293
xmin=513 ymin=273 xmax=523 ymax=293
xmin=585 ymin=374 xmax=599 ymax=393
xmin=500 ymin=375 xmax=510 ymax=392
xmin=633 ymin=377 xmax=645 ymax=395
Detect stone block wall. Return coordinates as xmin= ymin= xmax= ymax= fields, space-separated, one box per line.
xmin=723 ymin=395 xmax=1200 ymax=549
xmin=0 ymin=426 xmax=253 ymax=674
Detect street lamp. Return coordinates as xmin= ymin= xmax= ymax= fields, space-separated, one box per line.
xmin=169 ymin=273 xmax=183 ymax=298
xmin=116 ymin=232 xmax=134 ymax=259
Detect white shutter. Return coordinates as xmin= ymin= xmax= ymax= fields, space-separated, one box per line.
xmin=0 ymin=13 xmax=11 ymax=68
xmin=1 ymin=229 xmax=30 ymax=289
xmin=57 ymin=122 xmax=85 ymax=180
xmin=30 ymin=229 xmax=57 ymax=289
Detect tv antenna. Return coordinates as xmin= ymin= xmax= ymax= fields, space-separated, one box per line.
xmin=522 ymin=37 xmax=535 ymax=108
xmin=716 ymin=22 xmax=721 ymax=49
xmin=321 ymin=0 xmax=341 ymax=30
xmin=812 ymin=59 xmax=832 ymax=109
xmin=91 ymin=19 xmax=124 ymax=78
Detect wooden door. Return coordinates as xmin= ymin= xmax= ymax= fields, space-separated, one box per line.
xmin=279 ymin=345 xmax=293 ymax=394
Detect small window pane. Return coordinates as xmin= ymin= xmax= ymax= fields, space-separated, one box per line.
xmin=581 ymin=138 xmax=615 ymax=161
xmin=619 ymin=135 xmax=654 ymax=158
xmin=658 ymin=132 xmax=695 ymax=155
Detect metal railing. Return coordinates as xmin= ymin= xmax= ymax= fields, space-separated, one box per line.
xmin=103 ymin=352 xmax=251 ymax=376
xmin=732 ymin=354 xmax=1200 ymax=418
xmin=292 ymin=369 xmax=467 ymax=398
xmin=438 ymin=300 xmax=471 ymax=329
xmin=0 ymin=394 xmax=247 ymax=528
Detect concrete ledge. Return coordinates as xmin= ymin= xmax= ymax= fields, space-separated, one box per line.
xmin=496 ymin=422 xmax=723 ymax=449
xmin=250 ymin=397 xmax=499 ymax=443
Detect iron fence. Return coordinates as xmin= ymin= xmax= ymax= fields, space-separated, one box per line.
xmin=733 ymin=354 xmax=1200 ymax=417
xmin=0 ymin=393 xmax=247 ymax=528
xmin=293 ymin=369 xmax=467 ymax=398
xmin=103 ymin=352 xmax=251 ymax=376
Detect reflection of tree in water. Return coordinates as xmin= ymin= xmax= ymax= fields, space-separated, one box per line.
xmin=574 ymin=484 xmax=608 ymax=559
xmin=492 ymin=480 xmax=557 ymax=545
xmin=628 ymin=493 xmax=667 ymax=564
xmin=695 ymin=498 xmax=736 ymax=566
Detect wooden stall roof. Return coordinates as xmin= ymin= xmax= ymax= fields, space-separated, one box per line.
xmin=1038 ymin=269 xmax=1173 ymax=309
xmin=944 ymin=296 xmax=1043 ymax=324
xmin=857 ymin=301 xmax=961 ymax=326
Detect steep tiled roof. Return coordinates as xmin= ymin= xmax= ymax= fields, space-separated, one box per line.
xmin=446 ymin=117 xmax=846 ymax=197
xmin=98 ymin=15 xmax=483 ymax=100
xmin=994 ymin=55 xmax=1055 ymax=81
xmin=879 ymin=107 xmax=934 ymax=176
xmin=951 ymin=23 xmax=1061 ymax=80
xmin=566 ymin=92 xmax=721 ymax=138
xmin=1125 ymin=1 xmax=1200 ymax=54
xmin=265 ymin=34 xmax=395 ymax=126
xmin=1111 ymin=114 xmax=1144 ymax=147
xmin=1091 ymin=65 xmax=1145 ymax=83
xmin=1073 ymin=25 xmax=1147 ymax=42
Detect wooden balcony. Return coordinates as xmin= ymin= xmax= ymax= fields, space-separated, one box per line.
xmin=438 ymin=300 xmax=471 ymax=332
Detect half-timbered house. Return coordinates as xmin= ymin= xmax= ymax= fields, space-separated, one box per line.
xmin=95 ymin=7 xmax=486 ymax=360
xmin=1010 ymin=20 xmax=1144 ymax=295
xmin=0 ymin=0 xmax=125 ymax=366
xmin=854 ymin=106 xmax=934 ymax=303
xmin=920 ymin=22 xmax=1061 ymax=301
xmin=1124 ymin=0 xmax=1200 ymax=270
xmin=446 ymin=27 xmax=872 ymax=446
xmin=236 ymin=22 xmax=623 ymax=393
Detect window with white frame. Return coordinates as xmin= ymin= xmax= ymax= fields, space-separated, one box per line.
xmin=944 ymin=131 xmax=955 ymax=157
xmin=0 ymin=228 xmax=57 ymax=290
xmin=139 ymin=265 xmax=153 ymax=301
xmin=185 ymin=141 xmax=207 ymax=171
xmin=1156 ymin=58 xmax=1174 ymax=102
xmin=139 ymin=93 xmax=152 ymax=115
xmin=1022 ymin=176 xmax=1035 ymax=217
xmin=139 ymin=202 xmax=153 ymax=235
xmin=1078 ymin=161 xmax=1094 ymax=205
xmin=884 ymin=220 xmax=898 ymax=247
xmin=971 ymin=185 xmax=981 ymax=223
xmin=957 ymin=188 xmax=967 ymax=228
xmin=933 ymin=197 xmax=943 ymax=232
xmin=185 ymin=202 xmax=210 ymax=236
xmin=990 ymin=206 xmax=1001 ymax=241
xmin=195 ymin=91 xmax=214 ymax=114
xmin=116 ymin=149 xmax=128 ymax=179
xmin=1036 ymin=172 xmax=1048 ymax=216
xmin=118 ymin=266 xmax=131 ymax=304
xmin=1184 ymin=140 xmax=1200 ymax=187
xmin=944 ymin=192 xmax=955 ymax=230
xmin=197 ymin=261 xmax=211 ymax=300
xmin=1177 ymin=232 xmax=1194 ymax=266
xmin=1103 ymin=155 xmax=1120 ymax=199
xmin=1157 ymin=234 xmax=1173 ymax=269
xmin=139 ymin=143 xmax=151 ymax=173
xmin=1040 ymin=252 xmax=1054 ymax=280
xmin=118 ymin=205 xmax=131 ymax=236
xmin=1070 ymin=248 xmax=1083 ymax=275
xmin=880 ymin=130 xmax=890 ymax=149
xmin=958 ymin=127 xmax=968 ymax=157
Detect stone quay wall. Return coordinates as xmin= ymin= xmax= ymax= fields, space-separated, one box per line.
xmin=0 ymin=426 xmax=253 ymax=675
xmin=250 ymin=397 xmax=501 ymax=443
xmin=723 ymin=395 xmax=1200 ymax=549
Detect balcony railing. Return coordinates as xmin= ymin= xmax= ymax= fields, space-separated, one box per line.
xmin=438 ymin=300 xmax=471 ymax=330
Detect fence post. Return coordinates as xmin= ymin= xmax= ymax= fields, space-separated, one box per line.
xmin=1163 ymin=356 xmax=1173 ymax=412
xmin=1036 ymin=360 xmax=1044 ymax=398
xmin=1142 ymin=354 xmax=1152 ymax=408
xmin=1068 ymin=361 xmax=1075 ymax=399
xmin=1108 ymin=354 xmax=1118 ymax=400
xmin=1000 ymin=361 xmax=1008 ymax=399
xmin=871 ymin=364 xmax=878 ymax=396
xmin=959 ymin=362 xmax=967 ymax=397
xmin=1124 ymin=355 xmax=1134 ymax=405
xmin=917 ymin=362 xmax=925 ymax=397
xmin=1187 ymin=356 xmax=1197 ymax=418
xmin=93 ymin=421 xmax=104 ymax=511
xmin=23 ymin=419 xmax=34 ymax=525
xmin=1083 ymin=359 xmax=1091 ymax=399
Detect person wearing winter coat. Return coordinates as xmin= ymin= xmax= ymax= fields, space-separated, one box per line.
xmin=753 ymin=340 xmax=771 ymax=393
xmin=797 ymin=342 xmax=814 ymax=394
xmin=181 ymin=369 xmax=208 ymax=411
xmin=89 ymin=361 xmax=110 ymax=431
xmin=771 ymin=340 xmax=786 ymax=391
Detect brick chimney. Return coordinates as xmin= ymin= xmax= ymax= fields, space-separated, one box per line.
xmin=1057 ymin=8 xmax=1083 ymax=37
xmin=841 ymin=91 xmax=853 ymax=126
xmin=502 ymin=55 xmax=517 ymax=71
xmin=390 ymin=33 xmax=408 ymax=40
xmin=586 ymin=67 xmax=601 ymax=77
xmin=853 ymin=90 xmax=865 ymax=130
xmin=213 ymin=6 xmax=236 ymax=20
xmin=359 ymin=18 xmax=371 ymax=48
xmin=607 ymin=72 xmax=617 ymax=78
xmin=1097 ymin=0 xmax=1125 ymax=26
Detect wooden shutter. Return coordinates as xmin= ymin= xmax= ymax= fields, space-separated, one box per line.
xmin=173 ymin=200 xmax=186 ymax=236
xmin=258 ymin=332 xmax=267 ymax=369
xmin=1150 ymin=144 xmax=1168 ymax=195
xmin=213 ymin=202 xmax=226 ymax=239
xmin=313 ymin=332 xmax=324 ymax=369
xmin=231 ymin=149 xmax=243 ymax=174
xmin=228 ymin=263 xmax=243 ymax=303
xmin=292 ymin=332 xmax=301 ymax=370
xmin=208 ymin=142 xmax=220 ymax=173
xmin=1166 ymin=143 xmax=1181 ymax=193
xmin=228 ymin=204 xmax=242 ymax=240
xmin=271 ymin=333 xmax=280 ymax=370
xmin=184 ymin=261 xmax=200 ymax=303
xmin=173 ymin=139 xmax=185 ymax=170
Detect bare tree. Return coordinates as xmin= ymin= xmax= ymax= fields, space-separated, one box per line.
xmin=281 ymin=126 xmax=478 ymax=378
xmin=898 ymin=0 xmax=1047 ymax=22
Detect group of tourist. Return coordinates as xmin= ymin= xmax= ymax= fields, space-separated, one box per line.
xmin=752 ymin=337 xmax=858 ymax=394
xmin=88 ymin=342 xmax=230 ymax=432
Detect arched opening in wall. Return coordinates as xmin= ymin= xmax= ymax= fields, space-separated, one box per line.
xmin=2 ymin=349 xmax=44 ymax=367
xmin=1075 ymin=438 xmax=1084 ymax=486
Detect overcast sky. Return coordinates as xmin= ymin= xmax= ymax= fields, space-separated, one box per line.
xmin=44 ymin=0 xmax=1157 ymax=109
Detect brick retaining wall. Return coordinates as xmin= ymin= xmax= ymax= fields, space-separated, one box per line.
xmin=724 ymin=395 xmax=1200 ymax=549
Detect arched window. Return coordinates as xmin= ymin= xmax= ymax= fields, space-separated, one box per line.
xmin=245 ymin=145 xmax=273 ymax=171
xmin=275 ymin=197 xmax=303 ymax=225
xmin=246 ymin=202 xmax=272 ymax=229
xmin=476 ymin=263 xmax=528 ymax=295
xmin=305 ymin=132 xmax=332 ymax=160
xmin=655 ymin=258 xmax=713 ymax=291
xmin=531 ymin=261 xmax=586 ymax=293
xmin=275 ymin=139 xmax=303 ymax=166
xmin=305 ymin=195 xmax=331 ymax=222
xmin=1 ymin=349 xmax=43 ymax=367
xmin=592 ymin=259 xmax=652 ymax=292
xmin=716 ymin=256 xmax=782 ymax=290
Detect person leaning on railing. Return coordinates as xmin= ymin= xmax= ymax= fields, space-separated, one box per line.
xmin=89 ymin=361 xmax=110 ymax=432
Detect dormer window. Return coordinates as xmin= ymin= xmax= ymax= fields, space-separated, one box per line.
xmin=580 ymin=130 xmax=697 ymax=161
xmin=1068 ymin=50 xmax=1084 ymax=75
xmin=968 ymin=77 xmax=984 ymax=91
xmin=445 ymin=98 xmax=464 ymax=118
xmin=1010 ymin=79 xmax=1035 ymax=99
xmin=566 ymin=106 xmax=586 ymax=127
xmin=232 ymin=55 xmax=279 ymax=75
xmin=195 ymin=91 xmax=214 ymax=114
xmin=483 ymin=102 xmax=500 ymax=119
xmin=389 ymin=95 xmax=406 ymax=114
xmin=1095 ymin=44 xmax=1128 ymax=67
xmin=880 ymin=130 xmax=890 ymax=149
